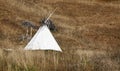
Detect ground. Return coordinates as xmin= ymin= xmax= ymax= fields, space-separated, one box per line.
xmin=0 ymin=0 xmax=120 ymax=71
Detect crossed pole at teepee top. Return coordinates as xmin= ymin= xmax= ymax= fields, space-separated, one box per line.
xmin=44 ymin=8 xmax=57 ymax=24
xmin=21 ymin=8 xmax=57 ymax=41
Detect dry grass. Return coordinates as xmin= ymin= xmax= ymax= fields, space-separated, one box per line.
xmin=0 ymin=48 xmax=119 ymax=71
xmin=0 ymin=0 xmax=120 ymax=71
xmin=98 ymin=0 xmax=119 ymax=2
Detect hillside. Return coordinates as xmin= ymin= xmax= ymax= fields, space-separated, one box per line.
xmin=0 ymin=0 xmax=120 ymax=71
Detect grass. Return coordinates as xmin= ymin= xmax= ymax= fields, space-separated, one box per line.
xmin=0 ymin=0 xmax=120 ymax=71
xmin=97 ymin=0 xmax=119 ymax=2
xmin=0 ymin=48 xmax=119 ymax=71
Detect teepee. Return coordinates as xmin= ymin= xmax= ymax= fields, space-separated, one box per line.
xmin=24 ymin=25 xmax=62 ymax=52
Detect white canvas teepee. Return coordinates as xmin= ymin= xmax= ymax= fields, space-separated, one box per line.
xmin=24 ymin=25 xmax=62 ymax=52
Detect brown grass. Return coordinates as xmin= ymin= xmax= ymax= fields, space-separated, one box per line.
xmin=97 ymin=0 xmax=119 ymax=2
xmin=0 ymin=0 xmax=120 ymax=71
xmin=0 ymin=48 xmax=119 ymax=71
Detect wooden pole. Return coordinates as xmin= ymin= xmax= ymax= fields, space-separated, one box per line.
xmin=30 ymin=27 xmax=33 ymax=38
xmin=26 ymin=27 xmax=29 ymax=37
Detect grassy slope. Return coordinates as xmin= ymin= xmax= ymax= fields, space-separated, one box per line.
xmin=0 ymin=0 xmax=120 ymax=71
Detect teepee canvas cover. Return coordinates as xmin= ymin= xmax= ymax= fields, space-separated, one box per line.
xmin=24 ymin=25 xmax=62 ymax=52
